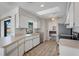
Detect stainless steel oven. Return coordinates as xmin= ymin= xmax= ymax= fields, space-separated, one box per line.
xmin=72 ymin=32 xmax=79 ymax=40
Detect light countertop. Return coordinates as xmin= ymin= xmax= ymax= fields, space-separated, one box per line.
xmin=60 ymin=34 xmax=73 ymax=37
xmin=59 ymin=39 xmax=79 ymax=49
xmin=0 ymin=33 xmax=39 ymax=48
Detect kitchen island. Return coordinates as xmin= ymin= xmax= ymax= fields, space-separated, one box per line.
xmin=0 ymin=33 xmax=40 ymax=56
xmin=59 ymin=39 xmax=79 ymax=56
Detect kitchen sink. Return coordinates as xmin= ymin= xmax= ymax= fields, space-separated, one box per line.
xmin=26 ymin=34 xmax=32 ymax=36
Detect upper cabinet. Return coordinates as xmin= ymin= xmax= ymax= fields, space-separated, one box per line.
xmin=15 ymin=8 xmax=39 ymax=28
xmin=65 ymin=3 xmax=74 ymax=28
xmin=74 ymin=2 xmax=79 ymax=27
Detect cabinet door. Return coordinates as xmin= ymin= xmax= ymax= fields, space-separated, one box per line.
xmin=5 ymin=43 xmax=18 ymax=56
xmin=7 ymin=48 xmax=18 ymax=56
xmin=74 ymin=2 xmax=79 ymax=26
xmin=0 ymin=48 xmax=5 ymax=56
xmin=25 ymin=39 xmax=32 ymax=52
xmin=19 ymin=15 xmax=28 ymax=28
xmin=66 ymin=3 xmax=74 ymax=28
xmin=36 ymin=37 xmax=40 ymax=45
xmin=15 ymin=12 xmax=29 ymax=28
xmin=18 ymin=39 xmax=25 ymax=56
xmin=33 ymin=38 xmax=37 ymax=47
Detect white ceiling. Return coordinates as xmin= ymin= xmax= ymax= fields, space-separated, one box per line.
xmin=0 ymin=2 xmax=68 ymax=19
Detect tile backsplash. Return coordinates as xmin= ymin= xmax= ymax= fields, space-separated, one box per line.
xmin=15 ymin=28 xmax=26 ymax=36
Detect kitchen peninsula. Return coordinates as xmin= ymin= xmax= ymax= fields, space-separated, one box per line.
xmin=59 ymin=39 xmax=79 ymax=56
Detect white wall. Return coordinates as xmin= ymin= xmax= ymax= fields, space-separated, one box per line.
xmin=38 ymin=17 xmax=49 ymax=42
xmin=0 ymin=7 xmax=19 ymax=20
xmin=40 ymin=19 xmax=46 ymax=42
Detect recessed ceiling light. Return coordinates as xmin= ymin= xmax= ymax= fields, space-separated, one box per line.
xmin=40 ymin=4 xmax=44 ymax=7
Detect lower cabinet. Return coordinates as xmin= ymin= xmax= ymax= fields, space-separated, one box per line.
xmin=36 ymin=37 xmax=40 ymax=45
xmin=5 ymin=42 xmax=18 ymax=56
xmin=33 ymin=37 xmax=40 ymax=47
xmin=33 ymin=38 xmax=37 ymax=47
xmin=18 ymin=39 xmax=25 ymax=56
xmin=7 ymin=48 xmax=18 ymax=56
xmin=25 ymin=39 xmax=32 ymax=52
xmin=0 ymin=35 xmax=40 ymax=56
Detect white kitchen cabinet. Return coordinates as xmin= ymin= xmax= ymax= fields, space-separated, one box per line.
xmin=66 ymin=3 xmax=74 ymax=28
xmin=15 ymin=11 xmax=29 ymax=28
xmin=0 ymin=34 xmax=40 ymax=56
xmin=19 ymin=15 xmax=29 ymax=28
xmin=0 ymin=48 xmax=5 ymax=56
xmin=33 ymin=38 xmax=38 ymax=47
xmin=24 ymin=35 xmax=40 ymax=52
xmin=74 ymin=2 xmax=79 ymax=27
xmin=5 ymin=43 xmax=18 ymax=56
xmin=33 ymin=37 xmax=40 ymax=47
xmin=18 ymin=39 xmax=25 ymax=56
xmin=36 ymin=37 xmax=40 ymax=45
xmin=25 ymin=39 xmax=32 ymax=52
xmin=7 ymin=48 xmax=18 ymax=56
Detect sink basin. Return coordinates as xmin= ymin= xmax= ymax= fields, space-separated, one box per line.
xmin=26 ymin=34 xmax=32 ymax=36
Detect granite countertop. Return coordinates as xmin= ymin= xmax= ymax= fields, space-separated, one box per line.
xmin=0 ymin=33 xmax=39 ymax=48
xmin=59 ymin=39 xmax=79 ymax=49
xmin=60 ymin=34 xmax=73 ymax=37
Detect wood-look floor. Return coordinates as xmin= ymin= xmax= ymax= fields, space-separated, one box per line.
xmin=24 ymin=40 xmax=59 ymax=56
